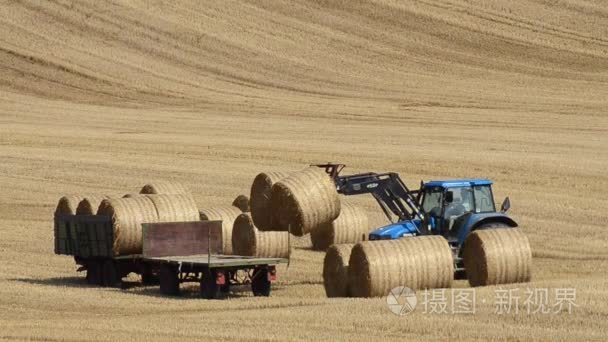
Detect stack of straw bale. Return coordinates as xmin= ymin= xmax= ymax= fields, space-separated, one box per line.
xmin=250 ymin=171 xmax=290 ymax=230
xmin=311 ymin=202 xmax=369 ymax=251
xmin=232 ymin=213 xmax=289 ymax=258
xmin=463 ymin=228 xmax=532 ymax=287
xmin=348 ymin=236 xmax=453 ymax=297
xmin=270 ymin=168 xmax=340 ymax=236
xmin=323 ymin=243 xmax=355 ymax=297
xmin=199 ymin=206 xmax=243 ymax=255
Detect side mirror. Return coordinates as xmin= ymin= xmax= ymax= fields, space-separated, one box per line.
xmin=445 ymin=191 xmax=453 ymax=203
xmin=500 ymin=197 xmax=511 ymax=212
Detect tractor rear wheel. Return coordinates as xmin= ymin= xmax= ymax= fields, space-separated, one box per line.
xmin=477 ymin=222 xmax=510 ymax=230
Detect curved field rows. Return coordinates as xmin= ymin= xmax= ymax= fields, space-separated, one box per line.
xmin=0 ymin=1 xmax=607 ymax=341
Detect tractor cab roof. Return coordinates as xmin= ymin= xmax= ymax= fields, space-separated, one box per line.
xmin=423 ymin=179 xmax=493 ymax=189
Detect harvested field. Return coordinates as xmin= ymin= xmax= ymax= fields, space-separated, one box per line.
xmin=1 ymin=0 xmax=607 ymax=341
xmin=271 ymin=168 xmax=341 ymax=236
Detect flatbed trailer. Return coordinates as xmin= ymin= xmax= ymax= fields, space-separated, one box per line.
xmin=56 ymin=216 xmax=288 ymax=299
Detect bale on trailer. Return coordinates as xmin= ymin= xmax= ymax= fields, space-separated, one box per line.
xmin=323 ymin=243 xmax=355 ymax=297
xmin=348 ymin=236 xmax=453 ymax=297
xmin=270 ymin=168 xmax=341 ymax=236
xmin=250 ymin=171 xmax=290 ymax=231
xmin=97 ymin=196 xmax=159 ymax=256
xmin=146 ymin=194 xmax=199 ymax=222
xmin=232 ymin=213 xmax=289 ymax=258
xmin=55 ymin=195 xmax=88 ymax=216
xmin=463 ymin=228 xmax=532 ymax=287
xmin=54 ymin=195 xmax=88 ymax=254
xmin=311 ymin=202 xmax=369 ymax=251
xmin=140 ymin=181 xmax=189 ymax=195
xmin=75 ymin=196 xmax=110 ymax=215
xmin=232 ymin=194 xmax=250 ymax=212
xmin=199 ymin=206 xmax=243 ymax=255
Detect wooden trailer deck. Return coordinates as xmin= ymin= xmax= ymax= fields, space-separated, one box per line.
xmin=143 ymin=254 xmax=287 ymax=268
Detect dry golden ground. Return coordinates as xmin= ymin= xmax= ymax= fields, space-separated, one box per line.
xmin=0 ymin=0 xmax=607 ymax=341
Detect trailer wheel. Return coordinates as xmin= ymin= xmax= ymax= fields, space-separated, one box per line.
xmin=142 ymin=272 xmax=160 ymax=285
xmin=200 ymin=268 xmax=221 ymax=300
xmin=85 ymin=260 xmax=102 ymax=286
xmin=159 ymin=264 xmax=180 ymax=296
xmin=102 ymin=260 xmax=121 ymax=287
xmin=220 ymin=271 xmax=231 ymax=294
xmin=251 ymin=267 xmax=271 ymax=297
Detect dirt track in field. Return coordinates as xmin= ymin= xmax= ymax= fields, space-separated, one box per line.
xmin=0 ymin=1 xmax=607 ymax=341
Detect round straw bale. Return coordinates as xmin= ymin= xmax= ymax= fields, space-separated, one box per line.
xmin=55 ymin=195 xmax=88 ymax=216
xmin=270 ymin=168 xmax=340 ymax=236
xmin=232 ymin=194 xmax=250 ymax=212
xmin=97 ymin=196 xmax=159 ymax=256
xmin=75 ymin=196 xmax=110 ymax=215
xmin=140 ymin=181 xmax=189 ymax=195
xmin=122 ymin=193 xmax=138 ymax=198
xmin=311 ymin=202 xmax=369 ymax=251
xmin=348 ymin=236 xmax=454 ymax=297
xmin=232 ymin=213 xmax=289 ymax=258
xmin=199 ymin=206 xmax=243 ymax=255
xmin=250 ymin=171 xmax=290 ymax=231
xmin=146 ymin=194 xmax=199 ymax=222
xmin=323 ymin=243 xmax=355 ymax=297
xmin=463 ymin=228 xmax=532 ymax=287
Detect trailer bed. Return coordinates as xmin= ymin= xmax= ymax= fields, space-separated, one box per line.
xmin=143 ymin=254 xmax=286 ymax=268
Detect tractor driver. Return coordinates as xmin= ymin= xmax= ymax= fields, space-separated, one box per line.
xmin=444 ymin=187 xmax=474 ymax=231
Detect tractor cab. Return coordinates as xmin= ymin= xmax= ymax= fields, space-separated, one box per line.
xmin=419 ymin=179 xmax=508 ymax=239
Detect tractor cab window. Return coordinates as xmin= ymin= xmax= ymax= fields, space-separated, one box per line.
xmin=421 ymin=187 xmax=442 ymax=216
xmin=444 ymin=187 xmax=475 ymax=219
xmin=473 ymin=185 xmax=495 ymax=212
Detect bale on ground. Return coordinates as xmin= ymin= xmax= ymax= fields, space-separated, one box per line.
xmin=323 ymin=243 xmax=355 ymax=298
xmin=55 ymin=195 xmax=88 ymax=216
xmin=75 ymin=196 xmax=110 ymax=215
xmin=97 ymin=197 xmax=159 ymax=256
xmin=122 ymin=193 xmax=138 ymax=198
xmin=463 ymin=228 xmax=532 ymax=287
xmin=270 ymin=168 xmax=340 ymax=236
xmin=348 ymin=236 xmax=454 ymax=297
xmin=250 ymin=171 xmax=290 ymax=231
xmin=140 ymin=181 xmax=189 ymax=195
xmin=311 ymin=202 xmax=369 ymax=251
xmin=232 ymin=194 xmax=250 ymax=212
xmin=232 ymin=213 xmax=289 ymax=258
xmin=199 ymin=206 xmax=243 ymax=255
xmin=146 ymin=194 xmax=199 ymax=222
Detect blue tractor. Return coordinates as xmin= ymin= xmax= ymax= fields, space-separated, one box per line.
xmin=316 ymin=163 xmax=518 ymax=279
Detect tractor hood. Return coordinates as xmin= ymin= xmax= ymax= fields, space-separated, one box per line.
xmin=369 ymin=220 xmax=420 ymax=240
